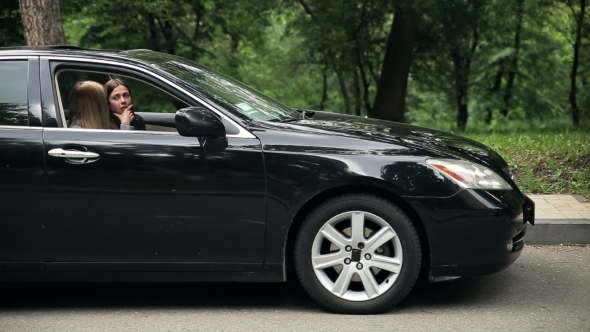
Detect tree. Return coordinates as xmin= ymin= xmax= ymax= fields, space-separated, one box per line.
xmin=48 ymin=0 xmax=585 ymax=130
xmin=371 ymin=9 xmax=420 ymax=123
xmin=563 ymin=0 xmax=586 ymax=126
xmin=420 ymin=0 xmax=484 ymax=131
xmin=499 ymin=0 xmax=525 ymax=118
xmin=18 ymin=0 xmax=65 ymax=45
xmin=293 ymin=0 xmax=419 ymax=119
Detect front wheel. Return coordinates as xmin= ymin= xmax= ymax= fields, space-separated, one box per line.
xmin=294 ymin=194 xmax=422 ymax=314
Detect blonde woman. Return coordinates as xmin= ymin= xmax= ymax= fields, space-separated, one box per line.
xmin=67 ymin=81 xmax=135 ymax=130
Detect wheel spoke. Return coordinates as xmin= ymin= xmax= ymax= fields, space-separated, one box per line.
xmin=369 ymin=254 xmax=401 ymax=274
xmin=350 ymin=212 xmax=365 ymax=242
xmin=365 ymin=227 xmax=395 ymax=253
xmin=358 ymin=268 xmax=380 ymax=298
xmin=321 ymin=224 xmax=350 ymax=249
xmin=312 ymin=251 xmax=347 ymax=270
xmin=332 ymin=264 xmax=355 ymax=296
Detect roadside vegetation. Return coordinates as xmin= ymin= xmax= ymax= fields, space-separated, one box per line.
xmin=463 ymin=123 xmax=590 ymax=197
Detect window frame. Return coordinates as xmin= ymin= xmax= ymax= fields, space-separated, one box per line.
xmin=52 ymin=64 xmax=194 ymax=134
xmin=53 ymin=68 xmax=188 ymax=131
xmin=40 ymin=56 xmax=250 ymax=138
xmin=0 ymin=56 xmax=41 ymax=129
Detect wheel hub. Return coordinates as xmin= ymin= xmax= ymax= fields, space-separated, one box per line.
xmin=351 ymin=249 xmax=362 ymax=262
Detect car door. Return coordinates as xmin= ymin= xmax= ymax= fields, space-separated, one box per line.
xmin=0 ymin=57 xmax=46 ymax=272
xmin=40 ymin=59 xmax=267 ymax=273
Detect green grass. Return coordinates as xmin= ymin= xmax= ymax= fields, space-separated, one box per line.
xmin=412 ymin=117 xmax=590 ymax=197
xmin=464 ymin=132 xmax=590 ymax=197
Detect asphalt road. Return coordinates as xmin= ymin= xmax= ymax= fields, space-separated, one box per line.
xmin=0 ymin=245 xmax=588 ymax=332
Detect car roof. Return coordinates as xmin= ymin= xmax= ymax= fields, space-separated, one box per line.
xmin=0 ymin=45 xmax=170 ymax=66
xmin=0 ymin=45 xmax=121 ymax=56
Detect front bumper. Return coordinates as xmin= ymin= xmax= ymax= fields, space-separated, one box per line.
xmin=405 ymin=189 xmax=534 ymax=280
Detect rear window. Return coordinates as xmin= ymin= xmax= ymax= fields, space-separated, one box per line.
xmin=0 ymin=61 xmax=28 ymax=126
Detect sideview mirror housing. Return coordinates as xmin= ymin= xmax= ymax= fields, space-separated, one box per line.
xmin=175 ymin=107 xmax=226 ymax=138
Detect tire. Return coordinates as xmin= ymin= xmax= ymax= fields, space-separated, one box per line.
xmin=294 ymin=193 xmax=422 ymax=314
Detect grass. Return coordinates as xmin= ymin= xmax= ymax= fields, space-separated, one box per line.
xmin=413 ymin=117 xmax=590 ymax=197
xmin=464 ymin=132 xmax=590 ymax=197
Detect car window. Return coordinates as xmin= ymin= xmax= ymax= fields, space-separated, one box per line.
xmin=57 ymin=71 xmax=88 ymax=113
xmin=112 ymin=75 xmax=189 ymax=132
xmin=143 ymin=55 xmax=300 ymax=122
xmin=55 ymin=70 xmax=189 ymax=132
xmin=0 ymin=61 xmax=28 ymax=126
xmin=56 ymin=70 xmax=111 ymax=111
xmin=112 ymin=75 xmax=187 ymax=114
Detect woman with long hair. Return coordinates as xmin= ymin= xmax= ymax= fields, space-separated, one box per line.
xmin=67 ymin=81 xmax=113 ymax=129
xmin=104 ymin=78 xmax=145 ymax=130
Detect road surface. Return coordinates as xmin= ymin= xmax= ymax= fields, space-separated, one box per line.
xmin=0 ymin=245 xmax=588 ymax=331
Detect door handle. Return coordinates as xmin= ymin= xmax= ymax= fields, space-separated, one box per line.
xmin=48 ymin=148 xmax=99 ymax=159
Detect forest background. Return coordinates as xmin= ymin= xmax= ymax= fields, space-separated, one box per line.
xmin=3 ymin=0 xmax=589 ymax=195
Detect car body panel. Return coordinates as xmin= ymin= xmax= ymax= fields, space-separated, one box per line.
xmin=42 ymin=129 xmax=266 ymax=272
xmin=250 ymin=123 xmax=527 ymax=279
xmin=0 ymin=127 xmax=46 ymax=271
xmin=0 ymin=57 xmax=45 ymax=271
xmin=255 ymin=111 xmax=515 ymax=183
xmin=405 ymin=189 xmax=527 ymax=278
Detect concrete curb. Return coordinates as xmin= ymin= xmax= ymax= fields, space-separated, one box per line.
xmin=526 ymin=219 xmax=590 ymax=245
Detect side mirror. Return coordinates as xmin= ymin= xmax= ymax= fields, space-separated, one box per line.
xmin=175 ymin=107 xmax=226 ymax=138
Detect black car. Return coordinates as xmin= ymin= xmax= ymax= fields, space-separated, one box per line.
xmin=0 ymin=46 xmax=534 ymax=314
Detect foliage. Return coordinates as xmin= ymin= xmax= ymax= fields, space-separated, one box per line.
xmin=1 ymin=0 xmax=585 ymax=129
xmin=467 ymin=129 xmax=590 ymax=197
xmin=0 ymin=1 xmax=24 ymax=47
xmin=55 ymin=0 xmax=590 ymax=130
xmin=4 ymin=0 xmax=590 ymax=195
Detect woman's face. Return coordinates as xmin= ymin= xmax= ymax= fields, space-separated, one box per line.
xmin=108 ymin=85 xmax=132 ymax=115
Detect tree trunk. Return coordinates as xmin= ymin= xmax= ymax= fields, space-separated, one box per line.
xmin=18 ymin=0 xmax=65 ymax=46
xmin=336 ymin=70 xmax=352 ymax=115
xmin=353 ymin=67 xmax=362 ymax=116
xmin=144 ymin=13 xmax=161 ymax=52
xmin=155 ymin=16 xmax=176 ymax=55
xmin=485 ymin=63 xmax=504 ymax=124
xmin=452 ymin=49 xmax=470 ymax=132
xmin=190 ymin=0 xmax=205 ymax=59
xmin=570 ymin=0 xmax=585 ymax=127
xmin=500 ymin=0 xmax=525 ymax=117
xmin=358 ymin=59 xmax=373 ymax=115
xmin=451 ymin=26 xmax=479 ymax=132
xmin=367 ymin=60 xmax=380 ymax=84
xmin=320 ymin=63 xmax=328 ymax=110
xmin=163 ymin=21 xmax=177 ymax=55
xmin=371 ymin=10 xmax=420 ymax=123
xmin=227 ymin=33 xmax=241 ymax=80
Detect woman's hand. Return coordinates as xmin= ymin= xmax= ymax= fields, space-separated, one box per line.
xmin=114 ymin=104 xmax=135 ymax=125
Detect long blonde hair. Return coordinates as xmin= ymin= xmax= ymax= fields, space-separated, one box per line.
xmin=68 ymin=81 xmax=112 ymax=129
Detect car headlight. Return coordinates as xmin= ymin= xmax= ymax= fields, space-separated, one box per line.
xmin=426 ymin=159 xmax=512 ymax=190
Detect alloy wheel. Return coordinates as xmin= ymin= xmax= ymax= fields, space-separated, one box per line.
xmin=311 ymin=211 xmax=403 ymax=301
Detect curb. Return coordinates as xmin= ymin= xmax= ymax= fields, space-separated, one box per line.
xmin=526 ymin=219 xmax=590 ymax=245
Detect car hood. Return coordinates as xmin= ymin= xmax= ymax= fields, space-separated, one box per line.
xmin=259 ymin=111 xmax=511 ymax=175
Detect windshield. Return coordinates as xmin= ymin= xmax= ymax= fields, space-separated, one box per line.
xmin=149 ymin=56 xmax=300 ymax=121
